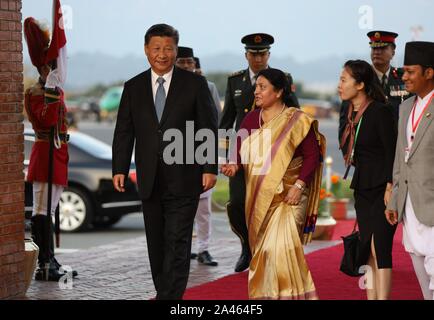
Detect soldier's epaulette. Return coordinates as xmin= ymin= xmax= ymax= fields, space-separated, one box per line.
xmin=228 ymin=70 xmax=244 ymax=78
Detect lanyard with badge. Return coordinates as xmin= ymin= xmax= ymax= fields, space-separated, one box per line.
xmin=405 ymin=93 xmax=434 ymax=163
xmin=343 ymin=116 xmax=364 ymax=179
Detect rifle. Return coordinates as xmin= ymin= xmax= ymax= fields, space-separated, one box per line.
xmin=45 ymin=126 xmax=55 ymax=280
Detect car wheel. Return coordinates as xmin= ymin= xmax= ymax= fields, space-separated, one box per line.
xmin=59 ymin=186 xmax=93 ymax=232
xmin=92 ymin=216 xmax=122 ymax=229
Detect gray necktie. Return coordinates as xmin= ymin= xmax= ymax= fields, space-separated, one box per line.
xmin=155 ymin=77 xmax=166 ymax=122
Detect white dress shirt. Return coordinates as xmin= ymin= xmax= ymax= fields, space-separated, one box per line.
xmin=151 ymin=67 xmax=174 ymax=103
xmin=373 ymin=65 xmax=391 ymax=83
xmin=249 ymin=67 xmax=258 ymax=86
xmin=406 ymin=88 xmax=434 ymax=147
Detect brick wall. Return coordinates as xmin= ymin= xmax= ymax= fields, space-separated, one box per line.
xmin=0 ymin=0 xmax=25 ymax=299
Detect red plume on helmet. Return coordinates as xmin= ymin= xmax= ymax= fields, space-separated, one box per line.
xmin=24 ymin=17 xmax=51 ymax=68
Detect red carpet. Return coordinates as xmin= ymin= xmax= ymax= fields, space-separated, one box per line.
xmin=184 ymin=220 xmax=423 ymax=300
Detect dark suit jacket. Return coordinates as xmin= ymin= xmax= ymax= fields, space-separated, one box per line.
xmin=112 ymin=67 xmax=218 ymax=199
xmin=348 ymin=101 xmax=397 ymax=190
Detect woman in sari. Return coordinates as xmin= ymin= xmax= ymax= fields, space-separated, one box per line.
xmin=221 ymin=68 xmax=326 ymax=300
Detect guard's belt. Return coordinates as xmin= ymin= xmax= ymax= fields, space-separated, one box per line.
xmin=35 ymin=132 xmax=69 ymax=142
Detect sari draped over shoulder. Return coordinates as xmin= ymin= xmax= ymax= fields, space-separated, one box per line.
xmin=240 ymin=107 xmax=326 ymax=300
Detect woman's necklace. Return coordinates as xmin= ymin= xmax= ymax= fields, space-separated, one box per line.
xmin=259 ymin=105 xmax=286 ymax=129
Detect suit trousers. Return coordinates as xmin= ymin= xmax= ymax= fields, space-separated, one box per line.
xmin=228 ymin=169 xmax=249 ymax=248
xmin=142 ymin=162 xmax=199 ymax=300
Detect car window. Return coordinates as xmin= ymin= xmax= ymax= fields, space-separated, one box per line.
xmin=69 ymin=132 xmax=112 ymax=160
xmin=24 ymin=135 xmax=35 ymax=163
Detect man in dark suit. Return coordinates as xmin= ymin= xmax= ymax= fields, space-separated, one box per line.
xmin=219 ymin=33 xmax=299 ymax=273
xmin=112 ymin=24 xmax=218 ymax=300
xmin=175 ymin=46 xmax=219 ymax=266
xmin=339 ymin=31 xmax=411 ymax=141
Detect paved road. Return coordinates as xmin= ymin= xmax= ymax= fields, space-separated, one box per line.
xmin=77 ymin=115 xmax=346 ymax=175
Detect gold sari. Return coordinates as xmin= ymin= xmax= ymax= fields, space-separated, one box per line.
xmin=240 ymin=107 xmax=326 ymax=300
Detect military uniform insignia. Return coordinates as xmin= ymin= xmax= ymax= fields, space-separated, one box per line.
xmin=389 ymin=84 xmax=409 ymax=102
xmin=375 ymin=32 xmax=381 ymax=39
xmin=391 ymin=67 xmax=404 ymax=79
xmin=229 ymin=70 xmax=244 ymax=78
xmin=234 ymin=89 xmax=242 ymax=97
xmin=254 ymin=35 xmax=262 ymax=43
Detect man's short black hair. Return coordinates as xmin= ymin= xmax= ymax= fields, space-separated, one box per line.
xmin=145 ymin=24 xmax=179 ymax=45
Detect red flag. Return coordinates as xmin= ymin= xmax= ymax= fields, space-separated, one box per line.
xmin=45 ymin=0 xmax=67 ymax=89
xmin=45 ymin=0 xmax=66 ymax=64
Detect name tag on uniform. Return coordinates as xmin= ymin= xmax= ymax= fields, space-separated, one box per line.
xmin=404 ymin=147 xmax=410 ymax=163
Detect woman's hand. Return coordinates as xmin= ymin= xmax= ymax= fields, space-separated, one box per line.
xmin=220 ymin=164 xmax=239 ymax=177
xmin=284 ymin=180 xmax=305 ymax=205
xmin=384 ymin=183 xmax=393 ymax=206
xmin=385 ymin=209 xmax=398 ymax=225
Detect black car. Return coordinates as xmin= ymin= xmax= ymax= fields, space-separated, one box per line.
xmin=24 ymin=129 xmax=141 ymax=232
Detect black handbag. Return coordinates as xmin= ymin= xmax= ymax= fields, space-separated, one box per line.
xmin=340 ymin=221 xmax=363 ymax=277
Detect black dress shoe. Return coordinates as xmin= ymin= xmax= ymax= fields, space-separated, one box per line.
xmin=52 ymin=257 xmax=78 ymax=278
xmin=234 ymin=251 xmax=251 ymax=272
xmin=190 ymin=253 xmax=198 ymax=259
xmin=34 ymin=266 xmax=66 ymax=281
xmin=197 ymin=251 xmax=218 ymax=266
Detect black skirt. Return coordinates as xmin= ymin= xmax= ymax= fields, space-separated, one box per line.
xmin=354 ymin=184 xmax=397 ymax=269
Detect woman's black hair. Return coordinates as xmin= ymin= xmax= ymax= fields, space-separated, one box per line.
xmin=344 ymin=60 xmax=387 ymax=103
xmin=256 ymin=68 xmax=292 ymax=106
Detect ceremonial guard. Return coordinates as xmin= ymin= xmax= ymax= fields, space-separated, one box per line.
xmin=24 ymin=2 xmax=77 ymax=281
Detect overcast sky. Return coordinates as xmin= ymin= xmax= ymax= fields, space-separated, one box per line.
xmin=22 ymin=0 xmax=433 ymax=63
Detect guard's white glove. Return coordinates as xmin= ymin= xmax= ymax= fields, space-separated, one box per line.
xmin=45 ymin=69 xmax=62 ymax=89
